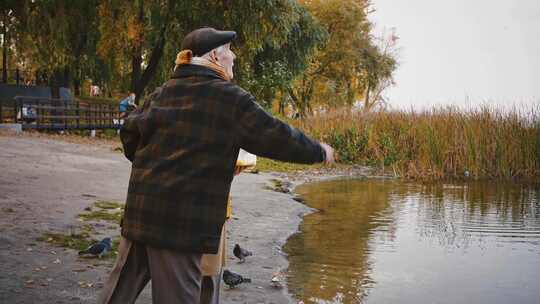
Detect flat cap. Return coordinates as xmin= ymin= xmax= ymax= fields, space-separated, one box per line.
xmin=181 ymin=27 xmax=237 ymax=56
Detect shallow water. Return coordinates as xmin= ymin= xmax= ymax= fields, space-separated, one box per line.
xmin=284 ymin=179 xmax=540 ymax=304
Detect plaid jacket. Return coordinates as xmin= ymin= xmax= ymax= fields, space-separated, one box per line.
xmin=120 ymin=64 xmax=325 ymax=253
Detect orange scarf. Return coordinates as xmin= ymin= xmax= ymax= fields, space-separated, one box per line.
xmin=175 ymin=50 xmax=230 ymax=81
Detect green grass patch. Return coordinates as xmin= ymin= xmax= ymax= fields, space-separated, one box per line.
xmin=99 ymin=129 xmax=119 ymax=139
xmin=78 ymin=200 xmax=124 ymax=224
xmin=37 ymin=224 xmax=119 ymax=260
xmin=36 ymin=201 xmax=124 ymax=260
xmin=263 ymin=178 xmax=291 ymax=193
xmin=78 ymin=210 xmax=123 ymax=224
xmin=255 ymin=157 xmax=323 ymax=173
xmin=38 ymin=230 xmax=119 ymax=260
xmin=94 ymin=200 xmax=124 ymax=210
xmin=39 ymin=231 xmax=94 ymax=252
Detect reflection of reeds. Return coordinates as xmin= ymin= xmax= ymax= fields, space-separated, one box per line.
xmin=292 ymin=106 xmax=540 ymax=180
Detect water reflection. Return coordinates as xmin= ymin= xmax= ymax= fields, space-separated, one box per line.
xmin=284 ymin=179 xmax=540 ymax=304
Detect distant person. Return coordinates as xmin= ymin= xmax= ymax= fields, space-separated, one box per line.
xmin=90 ymin=84 xmax=101 ymax=96
xmin=118 ymin=92 xmax=136 ymax=119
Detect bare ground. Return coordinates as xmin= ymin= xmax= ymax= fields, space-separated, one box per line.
xmin=0 ymin=133 xmax=319 ymax=303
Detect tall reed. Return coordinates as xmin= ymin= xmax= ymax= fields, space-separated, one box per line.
xmin=293 ymin=106 xmax=540 ymax=181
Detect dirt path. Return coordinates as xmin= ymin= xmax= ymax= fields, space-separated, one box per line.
xmin=0 ymin=134 xmax=312 ymax=303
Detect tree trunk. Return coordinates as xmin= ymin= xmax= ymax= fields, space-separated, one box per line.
xmin=73 ymin=65 xmax=81 ymax=96
xmin=135 ymin=29 xmax=166 ymax=102
xmin=278 ymin=95 xmax=286 ymax=114
xmin=131 ymin=50 xmax=142 ymax=96
xmin=132 ymin=0 xmax=175 ymax=104
xmin=63 ymin=65 xmax=71 ymax=88
xmin=2 ymin=11 xmax=7 ymax=83
xmin=130 ymin=0 xmax=145 ymax=103
xmin=50 ymin=69 xmax=61 ymax=99
xmin=364 ymin=85 xmax=371 ymax=110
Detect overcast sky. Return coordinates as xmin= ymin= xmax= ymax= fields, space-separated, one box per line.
xmin=369 ymin=0 xmax=540 ymax=110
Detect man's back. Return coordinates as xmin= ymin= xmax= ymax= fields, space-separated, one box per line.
xmin=120 ymin=64 xmax=325 ymax=254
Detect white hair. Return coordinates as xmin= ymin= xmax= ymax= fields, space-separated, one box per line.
xmin=201 ymin=44 xmax=227 ymax=60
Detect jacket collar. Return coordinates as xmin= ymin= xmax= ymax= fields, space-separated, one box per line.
xmin=171 ymin=64 xmax=227 ymax=81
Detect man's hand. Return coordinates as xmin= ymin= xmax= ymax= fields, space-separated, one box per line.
xmin=320 ymin=142 xmax=335 ymax=165
xmin=234 ymin=166 xmax=246 ymax=176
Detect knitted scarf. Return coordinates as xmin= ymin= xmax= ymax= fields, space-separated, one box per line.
xmin=174 ymin=49 xmax=230 ymax=81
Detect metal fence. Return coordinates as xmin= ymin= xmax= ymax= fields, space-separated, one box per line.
xmin=0 ymin=97 xmax=122 ymax=130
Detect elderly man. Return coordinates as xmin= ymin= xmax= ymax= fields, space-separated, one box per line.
xmin=98 ymin=27 xmax=335 ymax=304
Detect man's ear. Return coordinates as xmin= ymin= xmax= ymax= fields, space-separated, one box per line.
xmin=211 ymin=50 xmax=219 ymax=62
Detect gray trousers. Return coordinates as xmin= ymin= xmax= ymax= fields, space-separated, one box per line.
xmin=98 ymin=237 xmax=206 ymax=304
xmin=200 ymin=273 xmax=222 ymax=304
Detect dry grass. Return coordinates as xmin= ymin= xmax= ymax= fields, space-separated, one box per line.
xmin=291 ymin=106 xmax=540 ymax=181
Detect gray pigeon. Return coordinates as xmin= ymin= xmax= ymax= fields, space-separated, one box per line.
xmin=233 ymin=244 xmax=252 ymax=263
xmin=223 ymin=269 xmax=251 ymax=288
xmin=78 ymin=237 xmax=112 ymax=258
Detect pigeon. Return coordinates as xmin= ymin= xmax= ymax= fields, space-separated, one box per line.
xmin=233 ymin=244 xmax=252 ymax=263
xmin=78 ymin=237 xmax=112 ymax=258
xmin=222 ymin=269 xmax=251 ymax=288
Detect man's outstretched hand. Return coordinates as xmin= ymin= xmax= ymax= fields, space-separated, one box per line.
xmin=320 ymin=142 xmax=336 ymax=164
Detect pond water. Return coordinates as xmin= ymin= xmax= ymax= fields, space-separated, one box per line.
xmin=284 ymin=179 xmax=540 ymax=304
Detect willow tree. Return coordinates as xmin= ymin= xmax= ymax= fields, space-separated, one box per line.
xmin=360 ymin=29 xmax=398 ymax=110
xmin=146 ymin=0 xmax=326 ymax=108
xmin=0 ymin=0 xmax=23 ymax=82
xmin=288 ymin=0 xmax=397 ymax=116
xmin=96 ymin=0 xmax=176 ymax=101
xmin=5 ymin=0 xmax=345 ymax=106
xmin=244 ymin=5 xmax=328 ymax=112
xmin=4 ymin=0 xmax=102 ymax=94
xmin=96 ymin=0 xmax=323 ymax=104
